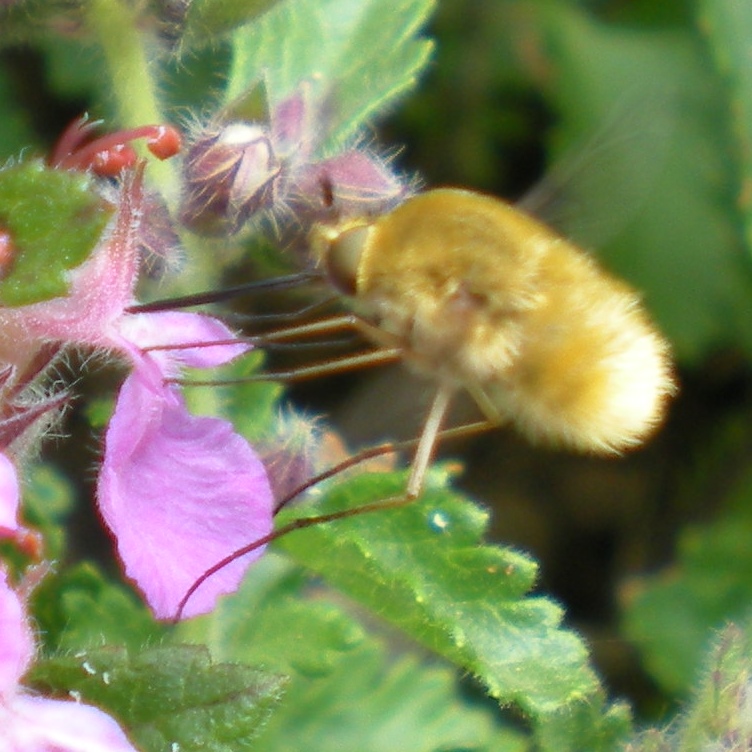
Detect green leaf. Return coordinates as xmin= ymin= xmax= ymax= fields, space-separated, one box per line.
xmin=158 ymin=42 xmax=235 ymax=113
xmin=501 ymin=2 xmax=752 ymax=363
xmin=0 ymin=66 xmax=34 ymax=160
xmin=30 ymin=562 xmax=165 ymax=653
xmin=256 ymin=643 xmax=529 ymax=752
xmin=0 ymin=161 xmax=113 ymax=305
xmin=225 ymin=0 xmax=436 ymax=147
xmin=625 ymin=618 xmax=752 ymax=752
xmin=28 ymin=644 xmax=285 ymax=752
xmin=182 ymin=477 xmax=628 ymax=747
xmin=622 ymin=462 xmax=752 ymax=695
xmin=178 ymin=553 xmax=366 ymax=677
xmin=698 ymin=0 xmax=752 ymax=259
xmin=183 ymin=0 xmax=284 ymax=45
xmin=273 ymin=469 xmax=618 ymax=725
xmin=23 ymin=461 xmax=75 ymax=561
xmin=535 ymin=697 xmax=633 ymax=752
xmin=179 ymin=554 xmax=526 ymax=752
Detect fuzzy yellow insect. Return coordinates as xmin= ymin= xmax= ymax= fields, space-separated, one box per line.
xmin=311 ymin=188 xmax=675 ymax=495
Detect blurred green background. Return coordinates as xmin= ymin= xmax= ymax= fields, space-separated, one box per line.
xmin=4 ymin=0 xmax=752 ymax=723
xmin=319 ymin=0 xmax=752 ymax=714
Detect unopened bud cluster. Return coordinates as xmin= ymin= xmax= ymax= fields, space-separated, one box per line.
xmin=180 ymin=87 xmax=410 ymax=237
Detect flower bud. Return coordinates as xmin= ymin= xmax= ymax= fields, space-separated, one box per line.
xmin=271 ymin=87 xmax=314 ymax=157
xmin=290 ymin=149 xmax=410 ymax=224
xmin=180 ymin=122 xmax=282 ymax=236
xmin=257 ymin=412 xmax=320 ymax=510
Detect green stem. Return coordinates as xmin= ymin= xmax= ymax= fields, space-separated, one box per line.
xmin=84 ymin=0 xmax=176 ymax=199
xmin=86 ymin=0 xmax=161 ymax=126
xmin=84 ymin=0 xmax=219 ymax=293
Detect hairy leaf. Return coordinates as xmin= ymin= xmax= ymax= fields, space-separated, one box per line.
xmin=30 ymin=562 xmax=165 ymax=654
xmin=179 ymin=553 xmax=526 ymax=752
xmin=0 ymin=161 xmax=113 ymax=306
xmin=225 ymin=0 xmax=435 ymax=147
xmin=28 ymin=644 xmax=285 ymax=752
xmin=272 ymin=467 xmax=626 ymax=741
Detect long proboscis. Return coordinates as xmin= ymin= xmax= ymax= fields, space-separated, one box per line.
xmin=127 ymin=271 xmax=321 ymax=314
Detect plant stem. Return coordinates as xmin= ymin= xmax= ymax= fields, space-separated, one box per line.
xmin=84 ymin=0 xmax=177 ymax=199
xmin=84 ymin=0 xmax=221 ymax=293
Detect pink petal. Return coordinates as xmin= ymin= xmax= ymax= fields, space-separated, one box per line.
xmin=0 ymin=170 xmax=144 ymax=353
xmin=0 ymin=568 xmax=32 ymax=694
xmin=6 ymin=695 xmax=139 ymax=751
xmin=118 ymin=311 xmax=250 ymax=371
xmin=271 ymin=87 xmax=312 ymax=155
xmin=98 ymin=370 xmax=273 ymax=620
xmin=0 ymin=453 xmax=20 ymax=538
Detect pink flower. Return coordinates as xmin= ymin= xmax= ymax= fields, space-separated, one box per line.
xmin=0 ymin=565 xmax=140 ymax=751
xmin=0 ymin=164 xmax=273 ymax=619
xmin=98 ymin=312 xmax=274 ymax=619
xmin=0 ymin=452 xmax=20 ymax=539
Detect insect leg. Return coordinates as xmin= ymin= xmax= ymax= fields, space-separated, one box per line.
xmin=173 ymin=347 xmax=403 ymax=387
xmin=171 ymin=415 xmax=496 ymax=622
xmin=167 ymin=312 xmax=410 ymax=386
xmin=406 ymin=382 xmax=455 ymax=499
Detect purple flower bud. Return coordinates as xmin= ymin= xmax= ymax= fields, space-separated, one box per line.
xmin=257 ymin=412 xmax=320 ymax=510
xmin=271 ymin=87 xmax=314 ymax=157
xmin=180 ymin=122 xmax=282 ymax=236
xmin=290 ymin=149 xmax=410 ymax=224
xmin=179 ymin=82 xmax=415 ymax=245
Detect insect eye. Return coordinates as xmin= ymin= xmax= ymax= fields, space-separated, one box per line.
xmin=325 ymin=224 xmax=371 ymax=296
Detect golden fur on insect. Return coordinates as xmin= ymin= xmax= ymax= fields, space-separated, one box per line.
xmin=312 ymin=188 xmax=675 ymax=455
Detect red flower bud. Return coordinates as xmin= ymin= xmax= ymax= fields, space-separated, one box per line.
xmin=51 ymin=116 xmax=182 ymax=177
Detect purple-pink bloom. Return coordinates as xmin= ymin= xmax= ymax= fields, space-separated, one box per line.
xmin=0 ymin=452 xmax=20 ymax=539
xmin=98 ymin=312 xmax=273 ymax=619
xmin=0 ymin=167 xmax=274 ymax=619
xmin=0 ymin=566 xmax=140 ymax=751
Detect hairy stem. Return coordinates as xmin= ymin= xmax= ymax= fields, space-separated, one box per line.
xmin=84 ymin=0 xmax=177 ymax=199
